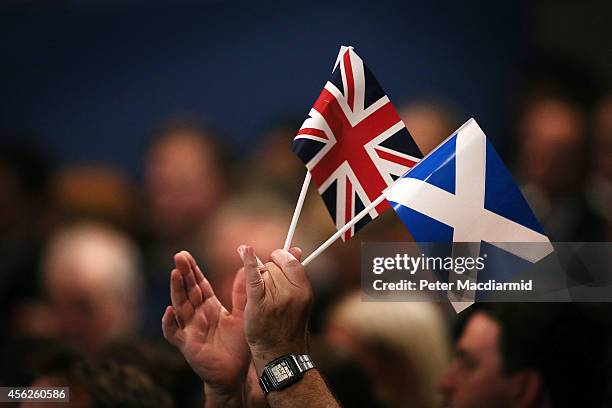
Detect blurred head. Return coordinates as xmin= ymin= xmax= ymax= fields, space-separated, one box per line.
xmin=325 ymin=293 xmax=449 ymax=408
xmin=26 ymin=358 xmax=172 ymax=408
xmin=144 ymin=119 xmax=224 ymax=241
xmin=41 ymin=222 xmax=142 ymax=351
xmin=439 ymin=311 xmax=527 ymax=408
xmin=517 ymin=95 xmax=587 ymax=195
xmin=439 ymin=303 xmax=606 ymax=408
xmin=202 ymin=189 xmax=299 ymax=305
xmin=100 ymin=340 xmax=203 ymax=408
xmin=399 ymin=101 xmax=459 ymax=155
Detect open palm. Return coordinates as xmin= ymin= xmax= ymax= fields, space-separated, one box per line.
xmin=162 ymin=251 xmax=250 ymax=393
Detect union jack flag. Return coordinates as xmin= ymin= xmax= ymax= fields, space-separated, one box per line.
xmin=292 ymin=46 xmax=423 ymax=241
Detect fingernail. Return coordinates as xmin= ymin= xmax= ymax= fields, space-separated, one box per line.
xmin=237 ymin=245 xmax=245 ymax=258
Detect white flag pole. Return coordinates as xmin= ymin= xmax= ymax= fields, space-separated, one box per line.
xmin=256 ymin=256 xmax=266 ymax=268
xmin=283 ymin=171 xmax=312 ymax=251
xmin=302 ymin=194 xmax=386 ymax=266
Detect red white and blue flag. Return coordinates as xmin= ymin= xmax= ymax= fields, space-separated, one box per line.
xmin=292 ymin=46 xmax=423 ymax=240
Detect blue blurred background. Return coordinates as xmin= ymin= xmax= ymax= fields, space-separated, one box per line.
xmin=1 ymin=0 xmax=531 ymax=174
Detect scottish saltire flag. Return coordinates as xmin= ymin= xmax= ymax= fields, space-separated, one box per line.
xmin=292 ymin=46 xmax=423 ymax=241
xmin=384 ymin=118 xmax=554 ymax=311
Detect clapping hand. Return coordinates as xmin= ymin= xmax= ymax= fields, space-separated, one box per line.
xmin=162 ymin=251 xmax=250 ymax=404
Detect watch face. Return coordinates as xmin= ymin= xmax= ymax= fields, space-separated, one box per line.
xmin=270 ymin=360 xmax=294 ymax=383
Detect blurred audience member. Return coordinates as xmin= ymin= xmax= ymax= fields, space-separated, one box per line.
xmin=587 ymin=94 xmax=612 ymax=239
xmin=399 ymin=100 xmax=459 ymax=155
xmin=515 ymin=92 xmax=606 ymax=240
xmin=26 ymin=357 xmax=173 ymax=408
xmin=141 ymin=117 xmax=227 ymax=336
xmin=101 ymin=340 xmax=203 ymax=408
xmin=325 ymin=292 xmax=450 ymax=408
xmin=143 ymin=118 xmax=225 ymax=250
xmin=439 ymin=303 xmax=608 ymax=408
xmin=50 ymin=165 xmax=136 ymax=232
xmin=15 ymin=222 xmax=143 ymax=352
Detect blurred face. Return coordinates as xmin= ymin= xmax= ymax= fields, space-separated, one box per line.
xmin=439 ymin=313 xmax=518 ymax=408
xmin=42 ymin=232 xmax=138 ymax=351
xmin=206 ymin=214 xmax=286 ymax=306
xmin=46 ymin=267 xmax=133 ymax=351
xmin=519 ymin=99 xmax=584 ymax=193
xmin=145 ymin=132 xmax=221 ymax=240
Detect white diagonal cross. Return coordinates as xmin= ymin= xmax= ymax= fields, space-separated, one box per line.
xmin=385 ymin=119 xmax=553 ymax=260
xmin=384 ymin=119 xmax=554 ymax=311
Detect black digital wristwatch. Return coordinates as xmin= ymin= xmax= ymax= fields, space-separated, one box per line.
xmin=259 ymin=354 xmax=316 ymax=394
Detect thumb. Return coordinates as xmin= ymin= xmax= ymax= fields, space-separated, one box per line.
xmin=289 ymin=247 xmax=303 ymax=262
xmin=231 ymin=267 xmax=247 ymax=315
xmin=238 ymin=245 xmax=264 ymax=302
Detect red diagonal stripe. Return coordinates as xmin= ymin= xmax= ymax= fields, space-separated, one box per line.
xmin=343 ymin=50 xmax=355 ymax=111
xmin=353 ymin=103 xmax=401 ymax=141
xmin=297 ymin=128 xmax=328 ymax=140
xmin=375 ymin=148 xmax=418 ymax=168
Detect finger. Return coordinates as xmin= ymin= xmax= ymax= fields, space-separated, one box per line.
xmin=197 ymin=277 xmax=215 ymax=300
xmin=238 ymin=245 xmax=264 ymax=302
xmin=270 ymin=248 xmax=309 ymax=287
xmin=161 ymin=306 xmax=183 ymax=346
xmin=170 ymin=269 xmax=194 ymax=323
xmin=263 ymin=261 xmax=282 ymax=299
xmin=174 ymin=253 xmax=203 ymax=307
xmin=289 ymin=247 xmax=303 ymax=262
xmin=179 ymin=250 xmax=215 ymax=298
xmin=181 ymin=250 xmax=205 ymax=284
xmin=231 ymin=267 xmax=247 ymax=315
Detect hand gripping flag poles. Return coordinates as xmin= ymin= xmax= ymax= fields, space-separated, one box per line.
xmin=284 ymin=46 xmax=423 ymax=250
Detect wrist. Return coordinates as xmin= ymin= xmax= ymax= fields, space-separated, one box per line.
xmin=250 ymin=343 xmax=308 ymax=375
xmin=204 ymin=383 xmax=242 ymax=408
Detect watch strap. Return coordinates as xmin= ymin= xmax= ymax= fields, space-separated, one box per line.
xmin=294 ymin=354 xmax=315 ymax=372
xmin=259 ymin=372 xmax=273 ymax=395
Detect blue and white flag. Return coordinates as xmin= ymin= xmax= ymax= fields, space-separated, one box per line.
xmin=384 ymin=118 xmax=554 ymax=310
